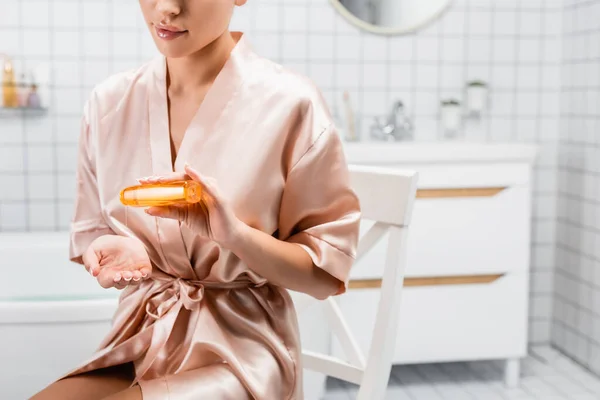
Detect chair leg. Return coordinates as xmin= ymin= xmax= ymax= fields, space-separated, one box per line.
xmin=504 ymin=358 xmax=520 ymax=388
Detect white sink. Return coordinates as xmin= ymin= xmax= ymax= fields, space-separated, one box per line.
xmin=342 ymin=140 xmax=537 ymax=165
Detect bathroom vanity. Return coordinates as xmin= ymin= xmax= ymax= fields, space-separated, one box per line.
xmin=335 ymin=141 xmax=537 ymax=387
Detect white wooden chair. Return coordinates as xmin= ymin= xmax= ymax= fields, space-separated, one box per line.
xmin=291 ymin=164 xmax=418 ymax=400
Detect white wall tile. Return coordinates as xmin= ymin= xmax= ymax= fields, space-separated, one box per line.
xmin=490 ymin=92 xmax=513 ymax=116
xmin=28 ymin=203 xmax=56 ymax=230
xmin=282 ymin=33 xmax=307 ymax=60
xmin=83 ymin=31 xmax=110 ymax=57
xmin=335 ymin=34 xmax=361 ymax=61
xmin=441 ymin=38 xmax=465 ymax=63
xmin=416 ymin=37 xmax=439 ymax=62
xmin=58 ymin=200 xmax=74 ymax=230
xmin=362 ymin=36 xmax=388 ymax=62
xmin=22 ymin=1 xmax=49 ymax=28
xmin=415 ymin=65 xmax=440 ymax=89
xmin=282 ymin=5 xmax=307 ymax=31
xmin=56 ymin=145 xmax=78 ymax=173
xmin=112 ymin=2 xmax=140 ymax=29
xmin=520 ymin=11 xmax=542 ymax=36
xmin=55 ymin=88 xmax=83 ymax=115
xmin=57 ymin=173 xmax=76 ymax=201
xmin=414 ymin=91 xmax=439 ymax=116
xmin=309 ymin=34 xmax=334 ymax=60
xmin=440 ymin=64 xmax=463 ymax=89
xmin=52 ymin=1 xmax=80 ymax=29
xmin=467 ymin=38 xmax=490 ymax=63
xmin=494 ymin=10 xmax=518 ymax=35
xmin=0 ymin=147 xmax=24 ymax=172
xmin=361 ymin=92 xmax=388 ymax=116
xmin=389 ymin=64 xmax=413 ymax=89
xmin=55 ymin=116 xmax=81 ymax=144
xmin=519 ymin=38 xmax=542 ymax=63
xmin=27 ymin=174 xmax=55 ymax=201
xmin=54 ymin=34 xmax=81 ymax=62
xmin=83 ymin=1 xmax=109 ymax=29
xmin=26 ymin=147 xmax=55 ymax=173
xmin=468 ymin=10 xmax=491 ymax=36
xmin=23 ymin=118 xmax=54 ymax=144
xmin=309 ymin=63 xmax=334 ymax=89
xmin=493 ymin=38 xmax=516 ymax=63
xmin=23 ymin=30 xmax=51 ymax=57
xmin=112 ymin=31 xmax=139 ymax=58
xmin=441 ymin=9 xmax=465 ymax=35
xmin=389 ymin=36 xmax=414 ymax=62
xmin=362 ymin=63 xmax=387 ymax=89
xmin=308 ymin=4 xmax=336 ymax=33
xmin=140 ymin=32 xmax=158 ymax=58
xmin=335 ymin=64 xmax=360 ymax=89
xmin=516 ymin=92 xmax=540 ymax=116
xmin=0 ymin=2 xmax=20 ymax=27
xmin=0 ymin=175 xmax=25 ymax=201
xmin=0 ymin=203 xmax=27 ymax=230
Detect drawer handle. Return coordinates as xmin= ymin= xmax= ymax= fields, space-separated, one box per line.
xmin=348 ymin=274 xmax=504 ymax=289
xmin=416 ymin=187 xmax=506 ymax=199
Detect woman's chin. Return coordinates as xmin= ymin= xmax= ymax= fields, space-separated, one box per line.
xmin=155 ymin=45 xmax=194 ymax=59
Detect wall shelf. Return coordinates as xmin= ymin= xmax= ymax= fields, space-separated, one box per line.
xmin=0 ymin=106 xmax=48 ymax=118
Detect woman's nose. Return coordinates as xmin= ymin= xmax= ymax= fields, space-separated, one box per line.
xmin=156 ymin=0 xmax=182 ymax=18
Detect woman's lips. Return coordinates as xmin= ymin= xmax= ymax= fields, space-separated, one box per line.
xmin=155 ymin=25 xmax=188 ymax=41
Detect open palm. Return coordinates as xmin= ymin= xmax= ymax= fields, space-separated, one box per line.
xmin=83 ymin=235 xmax=152 ymax=289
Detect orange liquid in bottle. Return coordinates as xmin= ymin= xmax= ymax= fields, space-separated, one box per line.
xmin=120 ymin=181 xmax=202 ymax=207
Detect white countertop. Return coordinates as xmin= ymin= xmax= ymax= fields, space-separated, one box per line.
xmin=342 ymin=140 xmax=538 ymax=164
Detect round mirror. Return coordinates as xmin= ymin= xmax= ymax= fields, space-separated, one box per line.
xmin=329 ymin=0 xmax=452 ymax=35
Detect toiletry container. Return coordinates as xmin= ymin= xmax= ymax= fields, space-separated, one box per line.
xmin=2 ymin=58 xmax=18 ymax=108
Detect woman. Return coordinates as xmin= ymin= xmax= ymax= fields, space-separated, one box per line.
xmin=33 ymin=1 xmax=360 ymax=399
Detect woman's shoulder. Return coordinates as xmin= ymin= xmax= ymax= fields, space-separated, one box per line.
xmin=250 ymin=56 xmax=333 ymax=130
xmin=83 ymin=60 xmax=155 ymax=122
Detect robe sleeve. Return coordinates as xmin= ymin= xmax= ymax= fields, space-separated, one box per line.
xmin=69 ymin=103 xmax=114 ymax=263
xmin=278 ymin=124 xmax=361 ymax=295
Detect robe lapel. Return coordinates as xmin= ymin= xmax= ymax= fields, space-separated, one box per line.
xmin=173 ymin=32 xmax=251 ymax=171
xmin=146 ymin=32 xmax=252 ymax=277
xmin=147 ymin=56 xmax=193 ymax=276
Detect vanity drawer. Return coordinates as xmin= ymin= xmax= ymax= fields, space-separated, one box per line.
xmin=350 ymin=184 xmax=531 ymax=280
xmin=332 ymin=271 xmax=529 ymax=364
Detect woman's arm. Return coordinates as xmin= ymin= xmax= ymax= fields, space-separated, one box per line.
xmin=228 ymin=224 xmax=342 ymax=300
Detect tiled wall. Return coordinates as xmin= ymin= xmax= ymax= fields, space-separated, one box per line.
xmin=0 ymin=0 xmax=561 ymax=344
xmin=553 ymin=0 xmax=600 ymax=375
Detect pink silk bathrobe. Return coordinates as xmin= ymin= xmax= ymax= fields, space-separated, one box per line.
xmin=62 ymin=32 xmax=361 ymax=399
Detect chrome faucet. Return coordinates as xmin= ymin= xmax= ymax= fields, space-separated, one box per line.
xmin=369 ymin=100 xmax=414 ymax=141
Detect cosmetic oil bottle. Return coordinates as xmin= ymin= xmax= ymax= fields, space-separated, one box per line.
xmin=120 ymin=181 xmax=203 ymax=207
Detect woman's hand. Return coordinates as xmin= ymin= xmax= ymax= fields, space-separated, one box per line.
xmin=140 ymin=164 xmax=245 ymax=248
xmin=83 ymin=235 xmax=152 ymax=290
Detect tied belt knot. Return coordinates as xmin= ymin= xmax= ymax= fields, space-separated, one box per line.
xmin=134 ymin=277 xmax=254 ymax=382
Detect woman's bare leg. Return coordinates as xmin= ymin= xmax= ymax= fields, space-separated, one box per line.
xmin=30 ymin=363 xmax=134 ymax=400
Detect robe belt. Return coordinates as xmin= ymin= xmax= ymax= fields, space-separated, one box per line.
xmin=134 ymin=277 xmax=255 ymax=382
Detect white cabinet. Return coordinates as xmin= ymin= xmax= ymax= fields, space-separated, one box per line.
xmin=335 ymin=142 xmax=537 ymax=387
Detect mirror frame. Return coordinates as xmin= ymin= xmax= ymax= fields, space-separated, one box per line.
xmin=328 ymin=0 xmax=453 ymax=36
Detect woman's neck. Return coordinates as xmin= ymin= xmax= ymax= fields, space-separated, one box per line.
xmin=166 ymin=31 xmax=237 ymax=95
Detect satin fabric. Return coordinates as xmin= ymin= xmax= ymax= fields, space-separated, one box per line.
xmin=62 ymin=32 xmax=360 ymax=399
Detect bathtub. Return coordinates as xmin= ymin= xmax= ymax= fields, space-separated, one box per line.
xmin=0 ymin=232 xmax=328 ymax=400
xmin=0 ymin=232 xmax=119 ymax=399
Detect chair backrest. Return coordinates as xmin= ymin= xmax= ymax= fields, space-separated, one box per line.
xmin=292 ymin=164 xmax=418 ymax=400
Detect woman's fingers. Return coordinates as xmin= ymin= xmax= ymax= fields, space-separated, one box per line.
xmin=137 ymin=171 xmax=189 ymax=184
xmin=184 ymin=164 xmax=219 ymax=199
xmin=82 ymin=246 xmax=100 ymax=276
xmin=145 ymin=205 xmax=186 ymax=221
